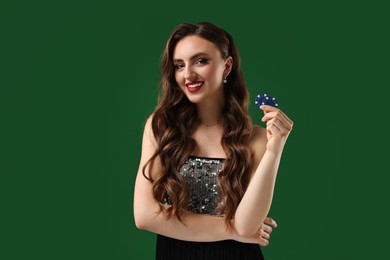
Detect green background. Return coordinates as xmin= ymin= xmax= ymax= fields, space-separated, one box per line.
xmin=2 ymin=0 xmax=389 ymax=259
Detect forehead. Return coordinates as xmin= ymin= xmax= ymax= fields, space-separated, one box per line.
xmin=173 ymin=35 xmax=222 ymax=60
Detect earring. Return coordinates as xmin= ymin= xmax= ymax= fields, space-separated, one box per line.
xmin=223 ymin=77 xmax=227 ymax=84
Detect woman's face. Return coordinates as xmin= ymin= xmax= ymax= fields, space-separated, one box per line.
xmin=173 ymin=35 xmax=232 ymax=105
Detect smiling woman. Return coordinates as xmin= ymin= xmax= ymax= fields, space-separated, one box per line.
xmin=133 ymin=22 xmax=293 ymax=260
xmin=173 ymin=36 xmax=232 ymax=105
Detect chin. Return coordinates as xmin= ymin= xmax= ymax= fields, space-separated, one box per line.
xmin=186 ymin=97 xmax=201 ymax=104
xmin=182 ymin=92 xmax=201 ymax=104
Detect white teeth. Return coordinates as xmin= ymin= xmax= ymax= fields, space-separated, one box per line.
xmin=188 ymin=82 xmax=203 ymax=88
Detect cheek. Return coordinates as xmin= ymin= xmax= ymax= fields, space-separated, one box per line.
xmin=175 ymin=73 xmax=182 ymax=85
xmin=202 ymin=66 xmax=217 ymax=80
xmin=174 ymin=72 xmax=186 ymax=92
xmin=205 ymin=66 xmax=223 ymax=83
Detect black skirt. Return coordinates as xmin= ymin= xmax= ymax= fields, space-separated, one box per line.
xmin=156 ymin=234 xmax=265 ymax=260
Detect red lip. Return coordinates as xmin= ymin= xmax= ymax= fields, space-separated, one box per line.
xmin=185 ymin=81 xmax=204 ymax=87
xmin=185 ymin=81 xmax=204 ymax=93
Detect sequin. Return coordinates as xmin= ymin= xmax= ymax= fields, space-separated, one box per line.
xmin=163 ymin=156 xmax=225 ymax=217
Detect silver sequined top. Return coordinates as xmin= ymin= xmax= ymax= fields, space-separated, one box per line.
xmin=164 ymin=156 xmax=225 ymax=217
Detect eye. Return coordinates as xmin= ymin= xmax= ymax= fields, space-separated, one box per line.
xmin=174 ymin=63 xmax=184 ymax=70
xmin=195 ymin=58 xmax=208 ymax=65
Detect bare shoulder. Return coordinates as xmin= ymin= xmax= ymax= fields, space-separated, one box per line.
xmin=143 ymin=114 xmax=157 ymax=146
xmin=144 ymin=114 xmax=153 ymax=132
xmin=249 ymin=124 xmax=267 ymax=166
xmin=137 ymin=113 xmax=160 ymax=179
xmin=250 ymin=124 xmax=267 ymax=149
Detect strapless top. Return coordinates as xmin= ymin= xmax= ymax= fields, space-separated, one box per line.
xmin=164 ymin=156 xmax=225 ymax=216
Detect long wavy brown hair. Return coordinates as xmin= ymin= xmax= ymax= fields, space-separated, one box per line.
xmin=142 ymin=22 xmax=254 ymax=227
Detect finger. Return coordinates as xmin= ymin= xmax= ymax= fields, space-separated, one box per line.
xmin=261 ymin=110 xmax=288 ymax=124
xmin=261 ymin=107 xmax=292 ymax=126
xmin=263 ymin=113 xmax=293 ymax=132
xmin=277 ymin=110 xmax=293 ymax=127
xmin=267 ymin=118 xmax=289 ymax=135
xmin=267 ymin=121 xmax=281 ymax=135
xmin=258 ymin=237 xmax=269 ymax=247
xmin=267 ymin=118 xmax=290 ymax=137
xmin=261 ymin=224 xmax=273 ymax=234
xmin=264 ymin=217 xmax=278 ymax=228
xmin=261 ymin=111 xmax=278 ymax=122
xmin=257 ymin=224 xmax=269 ymax=235
xmin=260 ymin=230 xmax=270 ymax=240
xmin=260 ymin=105 xmax=279 ymax=113
xmin=275 ymin=115 xmax=292 ymax=130
xmin=262 ymin=110 xmax=287 ymax=123
xmin=278 ymin=112 xmax=293 ymax=130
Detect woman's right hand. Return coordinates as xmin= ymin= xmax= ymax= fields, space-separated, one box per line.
xmin=232 ymin=217 xmax=278 ymax=246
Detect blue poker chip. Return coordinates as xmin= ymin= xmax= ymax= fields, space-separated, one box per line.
xmin=255 ymin=93 xmax=279 ymax=108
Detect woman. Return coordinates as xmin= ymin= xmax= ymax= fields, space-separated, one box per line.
xmin=134 ymin=22 xmax=293 ymax=259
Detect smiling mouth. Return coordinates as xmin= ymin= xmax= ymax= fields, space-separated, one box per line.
xmin=186 ymin=82 xmax=204 ymax=92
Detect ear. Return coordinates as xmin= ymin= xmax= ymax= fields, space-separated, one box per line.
xmin=224 ymin=56 xmax=233 ymax=77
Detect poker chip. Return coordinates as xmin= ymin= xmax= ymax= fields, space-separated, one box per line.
xmin=255 ymin=93 xmax=279 ymax=108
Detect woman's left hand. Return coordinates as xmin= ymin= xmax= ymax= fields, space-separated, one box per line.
xmin=231 ymin=217 xmax=278 ymax=246
xmin=256 ymin=217 xmax=278 ymax=246
xmin=260 ymin=105 xmax=293 ymax=153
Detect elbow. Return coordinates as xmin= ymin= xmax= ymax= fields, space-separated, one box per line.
xmin=134 ymin=207 xmax=153 ymax=231
xmin=234 ymin=216 xmax=266 ymax=237
xmin=234 ymin=208 xmax=270 ymax=237
xmin=134 ymin=216 xmax=148 ymax=230
xmin=234 ymin=225 xmax=258 ymax=237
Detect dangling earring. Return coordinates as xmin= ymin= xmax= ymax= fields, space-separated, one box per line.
xmin=223 ymin=77 xmax=227 ymax=84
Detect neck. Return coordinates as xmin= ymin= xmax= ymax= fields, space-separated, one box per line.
xmin=196 ymin=95 xmax=224 ymax=127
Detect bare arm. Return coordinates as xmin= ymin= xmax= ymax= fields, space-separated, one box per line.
xmin=234 ymin=105 xmax=293 ymax=236
xmin=133 ymin=116 xmax=268 ymax=244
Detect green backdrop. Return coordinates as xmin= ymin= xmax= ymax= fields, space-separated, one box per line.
xmin=2 ymin=0 xmax=389 ymax=259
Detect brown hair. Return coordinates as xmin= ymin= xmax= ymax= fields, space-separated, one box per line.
xmin=142 ymin=22 xmax=253 ymax=226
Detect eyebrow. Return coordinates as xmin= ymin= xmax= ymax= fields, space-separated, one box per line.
xmin=173 ymin=52 xmax=209 ymax=62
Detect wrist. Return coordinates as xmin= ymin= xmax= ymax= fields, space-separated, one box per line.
xmin=266 ymin=139 xmax=285 ymax=155
xmin=265 ymin=146 xmax=283 ymax=156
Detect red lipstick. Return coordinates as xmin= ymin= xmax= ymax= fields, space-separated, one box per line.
xmin=185 ymin=81 xmax=204 ymax=93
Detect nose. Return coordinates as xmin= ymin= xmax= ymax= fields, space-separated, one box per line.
xmin=184 ymin=66 xmax=196 ymax=81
